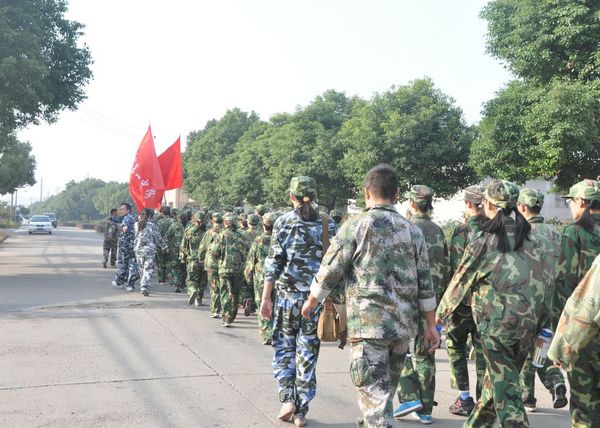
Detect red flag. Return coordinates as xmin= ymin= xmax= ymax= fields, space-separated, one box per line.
xmin=158 ymin=136 xmax=183 ymax=190
xmin=129 ymin=126 xmax=165 ymax=211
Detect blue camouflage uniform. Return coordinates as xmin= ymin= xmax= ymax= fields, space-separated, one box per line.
xmin=265 ymin=208 xmax=337 ymax=418
xmin=134 ymin=221 xmax=168 ymax=293
xmin=111 ymin=213 xmax=139 ymax=287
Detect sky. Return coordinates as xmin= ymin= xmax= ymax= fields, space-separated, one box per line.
xmin=9 ymin=0 xmax=512 ymax=206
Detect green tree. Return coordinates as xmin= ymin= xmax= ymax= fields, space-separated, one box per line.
xmin=0 ymin=0 xmax=93 ymax=130
xmin=337 ymin=79 xmax=478 ymax=201
xmin=184 ymin=108 xmax=260 ymax=207
xmin=92 ymin=181 xmax=132 ymax=216
xmin=30 ymin=178 xmax=106 ymax=221
xmin=0 ymin=132 xmax=36 ymax=195
xmin=478 ymin=0 xmax=600 ymax=189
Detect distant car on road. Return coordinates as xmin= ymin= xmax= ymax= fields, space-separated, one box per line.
xmin=43 ymin=212 xmax=57 ymax=228
xmin=28 ymin=215 xmax=53 ymax=235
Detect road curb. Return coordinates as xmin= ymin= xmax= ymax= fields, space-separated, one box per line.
xmin=0 ymin=228 xmax=15 ymax=243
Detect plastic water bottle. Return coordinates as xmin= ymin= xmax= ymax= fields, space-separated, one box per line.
xmin=436 ymin=324 xmax=445 ymax=349
xmin=532 ymin=329 xmax=553 ymax=368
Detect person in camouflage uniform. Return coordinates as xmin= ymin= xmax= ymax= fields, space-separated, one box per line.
xmin=134 ymin=208 xmax=168 ymax=296
xmin=394 ymin=185 xmax=450 ymax=424
xmin=210 ymin=212 xmax=247 ymax=327
xmin=446 ymin=185 xmax=487 ymax=416
xmin=255 ymin=204 xmax=268 ymax=216
xmin=549 ymin=254 xmax=600 ymax=428
xmin=110 ymin=202 xmax=140 ymax=291
xmin=516 ymin=188 xmax=567 ymax=412
xmin=198 ymin=212 xmax=224 ymax=318
xmin=180 ymin=211 xmax=207 ymax=307
xmin=102 ymin=208 xmax=119 ymax=268
xmin=551 ymin=179 xmax=600 ymax=427
xmin=261 ymin=176 xmax=338 ymax=428
xmin=437 ymin=180 xmax=548 ymax=428
xmin=329 ymin=209 xmax=343 ymax=226
xmin=245 ymin=212 xmax=279 ymax=344
xmin=301 ymin=165 xmax=438 ymax=428
xmin=240 ymin=213 xmax=262 ymax=315
xmin=155 ymin=206 xmax=173 ymax=285
xmin=164 ymin=211 xmax=186 ymax=292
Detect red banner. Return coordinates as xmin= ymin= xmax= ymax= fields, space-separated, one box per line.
xmin=158 ymin=136 xmax=183 ymax=190
xmin=129 ymin=126 xmax=165 ymax=211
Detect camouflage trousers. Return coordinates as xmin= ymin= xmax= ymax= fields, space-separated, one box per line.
xmin=207 ymin=271 xmax=221 ymax=316
xmin=156 ymin=250 xmax=168 ymax=283
xmin=135 ymin=250 xmax=156 ymax=289
xmin=220 ymin=274 xmax=242 ymax=324
xmin=167 ymin=257 xmax=186 ymax=290
xmin=567 ymin=339 xmax=600 ymax=428
xmin=102 ymin=241 xmax=117 ymax=266
xmin=186 ymin=260 xmax=207 ymax=300
xmin=351 ymin=338 xmax=409 ymax=428
xmin=272 ymin=291 xmax=320 ymax=417
xmin=397 ymin=334 xmax=436 ymax=415
xmin=520 ymin=347 xmax=565 ymax=402
xmin=446 ymin=304 xmax=485 ymax=399
xmin=464 ymin=333 xmax=535 ymax=428
xmin=254 ymin=278 xmax=274 ymax=341
xmin=240 ymin=278 xmax=254 ymax=305
xmin=114 ymin=246 xmax=139 ymax=286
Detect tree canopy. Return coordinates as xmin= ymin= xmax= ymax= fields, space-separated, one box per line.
xmin=183 ymin=83 xmax=477 ymax=209
xmin=475 ymin=0 xmax=600 ymax=189
xmin=0 ymin=131 xmax=36 ymax=195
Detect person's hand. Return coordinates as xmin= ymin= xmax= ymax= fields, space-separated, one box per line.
xmin=301 ymin=295 xmax=318 ymax=320
xmin=423 ymin=324 xmax=441 ymax=354
xmin=260 ymin=298 xmax=273 ymax=320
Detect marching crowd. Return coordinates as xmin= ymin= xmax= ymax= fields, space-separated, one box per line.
xmin=101 ymin=165 xmax=600 ymax=428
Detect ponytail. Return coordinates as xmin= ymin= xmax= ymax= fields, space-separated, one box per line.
xmin=295 ymin=195 xmax=319 ymax=222
xmin=481 ymin=206 xmax=530 ymax=253
xmin=137 ymin=208 xmax=153 ymax=234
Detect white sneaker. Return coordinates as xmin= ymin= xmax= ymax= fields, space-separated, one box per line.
xmin=112 ymin=281 xmax=123 ymax=289
xmin=278 ymin=402 xmax=296 ymax=422
xmin=126 ymin=285 xmax=134 ymax=292
xmin=141 ymin=287 xmax=149 ymax=296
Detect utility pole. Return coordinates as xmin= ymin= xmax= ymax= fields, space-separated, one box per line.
xmin=40 ymin=178 xmax=43 ymax=202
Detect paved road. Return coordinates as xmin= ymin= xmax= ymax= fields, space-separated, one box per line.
xmin=0 ymin=227 xmax=570 ymax=427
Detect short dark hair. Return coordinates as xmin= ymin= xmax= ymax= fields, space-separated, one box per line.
xmin=120 ymin=202 xmax=132 ymax=211
xmin=364 ymin=164 xmax=398 ymax=200
xmin=110 ymin=208 xmax=117 ymax=214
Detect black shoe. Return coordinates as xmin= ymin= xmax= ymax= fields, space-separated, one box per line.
xmin=553 ymin=384 xmax=568 ymax=409
xmin=523 ymin=396 xmax=537 ymax=413
xmin=175 ymin=287 xmax=181 ymax=293
xmin=448 ymin=396 xmax=475 ymax=416
xmin=243 ymin=299 xmax=252 ymax=316
xmin=102 ymin=262 xmax=107 ymax=268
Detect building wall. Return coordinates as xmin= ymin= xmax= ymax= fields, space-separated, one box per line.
xmin=163 ymin=189 xmax=196 ymax=209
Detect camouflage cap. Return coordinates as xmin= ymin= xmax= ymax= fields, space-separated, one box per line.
xmin=330 ymin=209 xmax=343 ymax=219
xmin=192 ymin=211 xmax=204 ymax=221
xmin=484 ymin=180 xmax=512 ymax=209
xmin=255 ymin=204 xmax=267 ymax=216
xmin=501 ymin=180 xmax=521 ymax=209
xmin=247 ymin=214 xmax=261 ymax=226
xmin=404 ymin=185 xmax=434 ymax=202
xmin=518 ymin=188 xmax=544 ymax=208
xmin=289 ymin=176 xmax=317 ymax=201
xmin=463 ymin=185 xmax=484 ymax=204
xmin=262 ymin=212 xmax=279 ymax=226
xmin=223 ymin=212 xmax=238 ymax=223
xmin=211 ymin=212 xmax=223 ymax=222
xmin=561 ymin=179 xmax=600 ymax=201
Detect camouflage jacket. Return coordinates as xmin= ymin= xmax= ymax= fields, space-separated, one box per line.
xmin=310 ymin=204 xmax=436 ymax=341
xmin=179 ymin=224 xmax=205 ymax=262
xmin=198 ymin=225 xmax=222 ymax=274
xmin=134 ymin=221 xmax=167 ymax=255
xmin=156 ymin=214 xmax=174 ymax=238
xmin=549 ymin=254 xmax=600 ymax=370
xmin=210 ymin=226 xmax=247 ymax=276
xmin=529 ymin=216 xmax=562 ymax=289
xmin=164 ymin=220 xmax=185 ymax=254
xmin=265 ymin=210 xmax=338 ymax=293
xmin=552 ymin=214 xmax=600 ymax=328
xmin=244 ymin=232 xmax=272 ymax=287
xmin=104 ymin=217 xmax=119 ymax=245
xmin=242 ymin=227 xmax=261 ymax=247
xmin=449 ymin=215 xmax=481 ymax=275
xmin=437 ymin=217 xmax=547 ymax=340
xmin=411 ymin=213 xmax=450 ymax=304
xmin=110 ymin=213 xmax=136 ymax=251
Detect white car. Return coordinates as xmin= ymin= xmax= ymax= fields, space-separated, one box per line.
xmin=28 ymin=215 xmax=53 ymax=234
